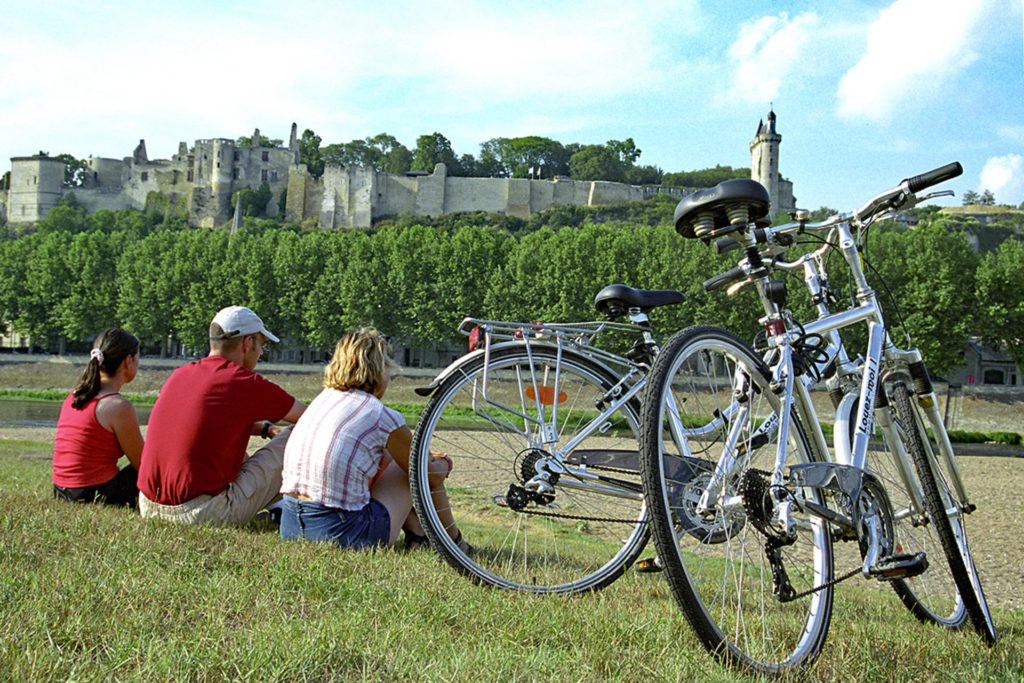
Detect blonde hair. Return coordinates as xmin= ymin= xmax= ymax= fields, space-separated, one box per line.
xmin=324 ymin=327 xmax=395 ymax=395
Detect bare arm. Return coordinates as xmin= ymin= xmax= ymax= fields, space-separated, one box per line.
xmin=252 ymin=398 xmax=307 ymax=438
xmin=281 ymin=398 xmax=306 ymax=424
xmin=384 ymin=425 xmax=413 ymax=474
xmin=95 ymin=396 xmax=144 ymax=470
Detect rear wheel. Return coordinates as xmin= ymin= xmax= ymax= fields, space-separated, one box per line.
xmin=640 ymin=326 xmax=833 ymax=675
xmin=410 ymin=345 xmax=648 ymax=594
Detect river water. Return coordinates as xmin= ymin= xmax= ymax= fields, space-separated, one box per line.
xmin=0 ymin=400 xmax=153 ymax=428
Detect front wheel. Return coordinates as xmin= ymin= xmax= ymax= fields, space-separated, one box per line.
xmin=856 ymin=384 xmax=968 ymax=628
xmin=410 ymin=345 xmax=648 ymax=594
xmin=639 ymin=326 xmax=833 ymax=675
xmin=890 ymin=383 xmax=997 ymax=643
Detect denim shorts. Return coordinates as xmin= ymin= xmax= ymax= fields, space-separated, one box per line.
xmin=279 ymin=496 xmax=391 ymax=549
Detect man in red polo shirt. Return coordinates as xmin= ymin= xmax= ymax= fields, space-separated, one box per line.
xmin=138 ymin=306 xmax=306 ymax=525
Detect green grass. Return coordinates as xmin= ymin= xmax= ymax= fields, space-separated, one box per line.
xmin=1 ymin=448 xmax=1021 ymax=681
xmin=0 ymin=389 xmax=158 ymax=406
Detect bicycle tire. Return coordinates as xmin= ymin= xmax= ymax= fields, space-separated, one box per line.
xmin=409 ymin=345 xmax=649 ymax=594
xmin=890 ymin=383 xmax=997 ymax=643
xmin=844 ymin=384 xmax=968 ymax=629
xmin=639 ymin=325 xmax=833 ymax=674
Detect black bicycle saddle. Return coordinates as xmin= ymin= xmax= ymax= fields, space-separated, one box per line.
xmin=673 ymin=179 xmax=771 ymax=239
xmin=594 ymin=284 xmax=685 ymax=320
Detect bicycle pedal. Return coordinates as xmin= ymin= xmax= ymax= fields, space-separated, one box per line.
xmin=870 ymin=552 xmax=928 ymax=581
xmin=635 ymin=557 xmax=663 ymax=573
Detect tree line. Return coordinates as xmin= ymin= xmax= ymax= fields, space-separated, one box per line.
xmin=1 ymin=198 xmax=1021 ymax=376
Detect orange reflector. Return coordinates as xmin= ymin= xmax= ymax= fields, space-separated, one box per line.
xmin=526 ymin=386 xmax=566 ymax=405
xmin=468 ymin=326 xmax=481 ymax=351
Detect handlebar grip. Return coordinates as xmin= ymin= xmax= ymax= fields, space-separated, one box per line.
xmin=713 ymin=237 xmax=742 ymax=254
xmin=703 ymin=266 xmax=746 ymax=292
xmin=903 ymin=162 xmax=962 ymax=193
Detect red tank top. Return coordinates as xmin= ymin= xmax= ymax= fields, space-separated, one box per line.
xmin=52 ymin=392 xmax=124 ymax=488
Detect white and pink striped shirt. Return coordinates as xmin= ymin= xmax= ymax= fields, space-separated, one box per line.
xmin=281 ymin=388 xmax=405 ymax=510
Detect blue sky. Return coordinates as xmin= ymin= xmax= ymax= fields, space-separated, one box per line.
xmin=1 ymin=0 xmax=1021 ymax=212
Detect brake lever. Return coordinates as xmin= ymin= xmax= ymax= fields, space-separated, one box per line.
xmin=918 ymin=189 xmax=954 ymax=202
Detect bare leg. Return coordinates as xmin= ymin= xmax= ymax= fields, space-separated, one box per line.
xmin=369 ymin=461 xmax=414 ymax=546
xmin=427 ymin=456 xmax=460 ymax=542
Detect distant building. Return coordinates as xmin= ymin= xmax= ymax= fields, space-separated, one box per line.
xmin=949 ymin=338 xmax=1023 ymax=388
xmin=5 ymin=112 xmax=796 ymax=228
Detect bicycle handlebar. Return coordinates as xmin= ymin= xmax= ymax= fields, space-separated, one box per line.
xmin=700 ymin=162 xmax=963 ymax=295
xmin=703 ymin=266 xmax=747 ymax=292
xmin=902 ymin=161 xmax=962 ymax=194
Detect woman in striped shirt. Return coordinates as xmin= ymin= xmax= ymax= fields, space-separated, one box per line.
xmin=279 ymin=327 xmax=466 ymax=551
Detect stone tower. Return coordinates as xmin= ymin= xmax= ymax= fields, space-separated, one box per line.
xmin=6 ymin=156 xmax=65 ymax=223
xmin=750 ymin=109 xmax=782 ymax=217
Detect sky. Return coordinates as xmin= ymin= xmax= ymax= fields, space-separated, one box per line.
xmin=1 ymin=0 xmax=1022 ymax=212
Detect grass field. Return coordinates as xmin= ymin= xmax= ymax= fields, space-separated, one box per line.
xmin=2 ymin=434 xmax=1023 ymax=681
xmin=2 ymin=359 xmax=1023 ymax=679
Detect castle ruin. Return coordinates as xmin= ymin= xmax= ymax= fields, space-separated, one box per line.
xmin=3 ymin=112 xmax=795 ymax=228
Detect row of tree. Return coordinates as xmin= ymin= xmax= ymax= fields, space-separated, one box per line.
xmin=1 ymin=201 xmax=1021 ymax=375
xmin=291 ymin=130 xmax=673 ymax=185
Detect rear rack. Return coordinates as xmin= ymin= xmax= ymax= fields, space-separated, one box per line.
xmin=458 ymin=317 xmax=641 ymax=371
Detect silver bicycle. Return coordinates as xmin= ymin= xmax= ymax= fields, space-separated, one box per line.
xmin=640 ymin=163 xmax=996 ymax=674
xmin=408 ymin=284 xmax=685 ymax=593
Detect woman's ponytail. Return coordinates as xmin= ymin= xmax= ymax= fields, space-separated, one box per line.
xmin=71 ymin=328 xmax=140 ymax=409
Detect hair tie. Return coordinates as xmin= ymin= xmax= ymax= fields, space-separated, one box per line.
xmin=90 ymin=348 xmax=105 ymax=364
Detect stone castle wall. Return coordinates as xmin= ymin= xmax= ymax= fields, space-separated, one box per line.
xmin=5 ymin=114 xmax=790 ymax=228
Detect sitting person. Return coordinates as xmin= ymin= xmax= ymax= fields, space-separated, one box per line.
xmin=279 ymin=327 xmax=468 ymax=550
xmin=53 ymin=328 xmax=143 ymax=507
xmin=137 ymin=305 xmax=305 ymax=526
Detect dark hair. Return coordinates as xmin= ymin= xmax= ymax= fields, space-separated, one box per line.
xmin=71 ymin=328 xmax=140 ymax=409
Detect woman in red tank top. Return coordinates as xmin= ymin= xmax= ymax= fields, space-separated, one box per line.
xmin=52 ymin=328 xmax=144 ymax=507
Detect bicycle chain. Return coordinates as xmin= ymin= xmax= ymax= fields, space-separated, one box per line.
xmin=513 ymin=463 xmax=643 ymax=526
xmin=780 ymin=566 xmax=861 ymax=603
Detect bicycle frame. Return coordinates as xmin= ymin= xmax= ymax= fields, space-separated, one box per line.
xmin=721 ymin=215 xmax=973 ymax=563
xmin=447 ymin=315 xmax=697 ymax=502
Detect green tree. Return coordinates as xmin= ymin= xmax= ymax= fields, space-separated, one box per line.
xmin=412 ymin=133 xmax=458 ymax=173
xmin=55 ymin=153 xmax=88 ymax=187
xmin=117 ymin=231 xmax=186 ymax=355
xmin=34 ymin=198 xmax=89 ymax=234
xmin=53 ymin=231 xmax=124 ymax=342
xmin=979 ymin=190 xmax=996 ymax=206
xmin=232 ymin=182 xmax=273 ymax=218
xmin=299 ymin=129 xmax=324 ymax=178
xmin=975 ymin=239 xmax=1024 ymax=368
xmin=663 ymin=165 xmax=751 ymax=189
xmin=236 ymin=134 xmax=283 ymax=147
xmin=22 ymin=232 xmax=75 ymax=350
xmin=274 ymin=230 xmax=331 ymax=355
xmin=869 ymin=218 xmax=980 ymax=375
xmin=0 ymin=235 xmax=37 ymax=336
xmin=478 ymin=136 xmax=571 ymax=178
xmin=321 ymin=134 xmax=413 ymax=174
xmin=961 ymin=190 xmax=980 ymax=205
xmin=433 ymin=225 xmax=516 ymax=343
xmin=606 ymin=138 xmax=641 ymax=165
xmin=626 ymin=164 xmax=663 ymax=185
xmin=569 ymin=145 xmax=625 ymax=182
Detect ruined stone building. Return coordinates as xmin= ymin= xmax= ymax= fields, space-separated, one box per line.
xmin=3 ymin=111 xmax=795 ymax=228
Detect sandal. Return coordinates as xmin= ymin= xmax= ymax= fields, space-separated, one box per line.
xmin=403 ymin=530 xmax=430 ymax=552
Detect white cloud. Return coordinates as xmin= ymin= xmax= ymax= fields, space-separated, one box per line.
xmin=979 ymin=154 xmax=1024 ymax=205
xmin=723 ymin=12 xmax=819 ymax=104
xmin=836 ymin=0 xmax=992 ymax=122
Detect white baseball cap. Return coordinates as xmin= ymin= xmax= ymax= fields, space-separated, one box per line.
xmin=210 ymin=306 xmax=280 ymax=343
